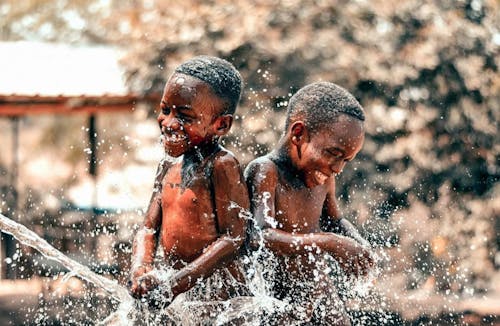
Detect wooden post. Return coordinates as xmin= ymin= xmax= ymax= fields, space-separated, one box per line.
xmin=1 ymin=117 xmax=19 ymax=279
xmin=88 ymin=115 xmax=98 ymax=259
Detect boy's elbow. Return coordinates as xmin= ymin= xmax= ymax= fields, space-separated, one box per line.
xmin=248 ymin=227 xmax=277 ymax=250
xmin=226 ymin=226 xmax=246 ymax=250
xmin=233 ymin=231 xmax=246 ymax=249
xmin=361 ymin=246 xmax=376 ymax=270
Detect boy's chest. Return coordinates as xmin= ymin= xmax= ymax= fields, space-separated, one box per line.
xmin=161 ymin=164 xmax=214 ymax=213
xmin=274 ymin=183 xmax=326 ymax=232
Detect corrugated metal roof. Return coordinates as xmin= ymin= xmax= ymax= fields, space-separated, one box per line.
xmin=0 ymin=41 xmax=129 ymax=97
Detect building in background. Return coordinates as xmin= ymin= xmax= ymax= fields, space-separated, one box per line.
xmin=0 ymin=41 xmax=160 ymax=279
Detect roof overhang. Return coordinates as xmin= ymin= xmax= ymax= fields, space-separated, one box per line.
xmin=0 ymin=41 xmax=161 ymax=116
xmin=0 ymin=94 xmax=159 ymax=116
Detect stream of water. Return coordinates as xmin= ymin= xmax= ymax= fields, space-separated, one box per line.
xmin=0 ymin=212 xmax=287 ymax=325
xmin=0 ymin=213 xmax=131 ymax=304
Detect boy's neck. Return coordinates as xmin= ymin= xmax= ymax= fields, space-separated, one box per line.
xmin=272 ymin=141 xmax=293 ymax=169
xmin=184 ymin=139 xmax=221 ymax=163
xmin=271 ymin=138 xmax=307 ymax=188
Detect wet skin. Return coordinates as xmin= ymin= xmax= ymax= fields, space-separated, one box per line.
xmin=245 ymin=114 xmax=374 ymax=284
xmin=245 ymin=115 xmax=374 ymax=324
xmin=129 ymin=73 xmax=249 ymax=301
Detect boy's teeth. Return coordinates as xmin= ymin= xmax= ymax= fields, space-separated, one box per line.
xmin=314 ymin=171 xmax=328 ymax=184
xmin=164 ymin=134 xmax=186 ymax=142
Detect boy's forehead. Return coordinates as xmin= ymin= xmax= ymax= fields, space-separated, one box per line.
xmin=163 ymin=73 xmax=226 ymax=113
xmin=316 ymin=116 xmax=364 ymax=143
xmin=164 ymin=74 xmax=212 ymax=100
xmin=166 ymin=73 xmax=204 ymax=90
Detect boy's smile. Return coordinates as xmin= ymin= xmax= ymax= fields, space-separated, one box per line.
xmin=158 ymin=73 xmax=227 ymax=157
xmin=295 ymin=115 xmax=364 ymax=188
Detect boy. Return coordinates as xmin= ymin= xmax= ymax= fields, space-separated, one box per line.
xmin=245 ymin=82 xmax=374 ymax=325
xmin=128 ymin=56 xmax=249 ymax=307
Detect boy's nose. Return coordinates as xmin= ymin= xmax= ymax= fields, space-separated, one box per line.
xmin=168 ymin=118 xmax=181 ymax=130
xmin=330 ymin=160 xmax=346 ymax=175
xmin=160 ymin=116 xmax=181 ymax=131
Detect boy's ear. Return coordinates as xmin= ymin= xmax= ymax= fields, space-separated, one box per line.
xmin=290 ymin=121 xmax=308 ymax=145
xmin=214 ymin=114 xmax=233 ymax=136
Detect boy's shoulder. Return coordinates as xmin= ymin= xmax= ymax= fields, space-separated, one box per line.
xmin=212 ymin=146 xmax=240 ymax=166
xmin=244 ymin=154 xmax=279 ymax=182
xmin=210 ymin=146 xmax=245 ymax=177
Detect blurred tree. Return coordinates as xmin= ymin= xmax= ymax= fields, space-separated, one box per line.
xmin=1 ymin=0 xmax=499 ymax=303
xmin=0 ymin=0 xmax=114 ymax=43
xmin=108 ymin=0 xmax=500 ymax=297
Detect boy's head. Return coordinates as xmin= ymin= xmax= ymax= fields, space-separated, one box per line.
xmin=285 ymin=82 xmax=365 ymax=130
xmin=174 ymin=56 xmax=243 ymax=115
xmin=284 ymin=82 xmax=366 ymax=188
xmin=158 ymin=56 xmax=243 ymax=157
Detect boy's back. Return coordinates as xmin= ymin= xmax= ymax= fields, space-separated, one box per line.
xmin=246 ymin=154 xmax=328 ymax=234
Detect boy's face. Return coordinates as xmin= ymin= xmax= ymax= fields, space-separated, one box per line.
xmin=158 ymin=73 xmax=229 ymax=157
xmin=292 ymin=115 xmax=364 ymax=188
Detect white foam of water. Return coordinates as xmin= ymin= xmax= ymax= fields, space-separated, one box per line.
xmin=1 ymin=196 xmax=381 ymax=325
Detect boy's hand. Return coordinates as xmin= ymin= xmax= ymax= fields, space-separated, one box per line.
xmin=337 ymin=245 xmax=374 ymax=276
xmin=128 ymin=265 xmax=159 ymax=299
xmin=324 ymin=235 xmax=374 ymax=276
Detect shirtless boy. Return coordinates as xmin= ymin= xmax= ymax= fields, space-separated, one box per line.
xmin=245 ymin=82 xmax=374 ymax=325
xmin=128 ymin=56 xmax=249 ymax=306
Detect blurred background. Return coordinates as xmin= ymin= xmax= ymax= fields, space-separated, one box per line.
xmin=0 ymin=0 xmax=498 ymax=325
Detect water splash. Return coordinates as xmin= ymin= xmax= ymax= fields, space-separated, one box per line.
xmin=261 ymin=191 xmax=278 ymax=228
xmin=0 ymin=213 xmax=131 ymax=304
xmin=1 ymin=198 xmax=381 ymax=325
xmin=0 ymin=210 xmax=286 ymax=325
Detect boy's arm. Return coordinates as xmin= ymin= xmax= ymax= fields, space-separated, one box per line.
xmin=323 ymin=178 xmax=371 ymax=248
xmin=129 ymin=160 xmax=167 ymax=298
xmin=261 ymin=228 xmax=372 ymax=275
xmin=169 ymin=153 xmax=249 ymax=297
xmin=319 ymin=177 xmax=374 ymax=274
xmin=244 ymin=158 xmax=277 ymax=237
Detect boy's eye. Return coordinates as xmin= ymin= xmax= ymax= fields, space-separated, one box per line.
xmin=160 ymin=106 xmax=170 ymax=115
xmin=326 ymin=150 xmax=343 ymax=159
xmin=179 ymin=114 xmax=193 ymax=123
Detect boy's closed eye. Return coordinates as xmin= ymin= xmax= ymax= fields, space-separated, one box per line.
xmin=177 ymin=107 xmax=196 ymax=123
xmin=159 ymin=104 xmax=195 ymax=122
xmin=326 ymin=149 xmax=344 ymax=159
xmin=161 ymin=106 xmax=171 ymax=115
xmin=160 ymin=102 xmax=171 ymax=115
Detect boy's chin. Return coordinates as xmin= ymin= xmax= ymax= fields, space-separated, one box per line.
xmin=304 ymin=172 xmax=329 ymax=188
xmin=304 ymin=179 xmax=319 ymax=188
xmin=164 ymin=147 xmax=186 ymax=158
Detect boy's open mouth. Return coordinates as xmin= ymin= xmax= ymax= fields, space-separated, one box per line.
xmin=313 ymin=170 xmax=330 ymax=185
xmin=161 ymin=133 xmax=188 ymax=144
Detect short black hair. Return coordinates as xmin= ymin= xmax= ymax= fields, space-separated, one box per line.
xmin=175 ymin=55 xmax=243 ymax=115
xmin=285 ymin=82 xmax=365 ymax=131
